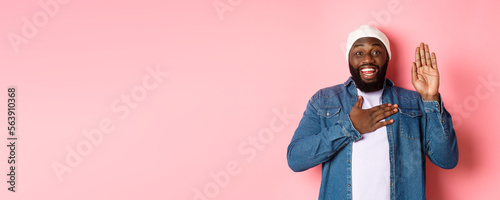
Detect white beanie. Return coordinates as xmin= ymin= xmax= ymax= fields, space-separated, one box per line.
xmin=346 ymin=25 xmax=391 ymax=62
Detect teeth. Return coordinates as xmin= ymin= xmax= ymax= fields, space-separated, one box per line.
xmin=361 ymin=68 xmax=375 ymax=72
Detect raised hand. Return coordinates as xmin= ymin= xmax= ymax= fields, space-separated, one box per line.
xmin=412 ymin=42 xmax=440 ymax=101
xmin=349 ymin=96 xmax=398 ymax=134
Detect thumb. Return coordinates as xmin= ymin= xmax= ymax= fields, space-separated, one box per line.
xmin=356 ymin=95 xmax=363 ymax=108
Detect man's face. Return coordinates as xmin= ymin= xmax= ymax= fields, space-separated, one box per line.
xmin=348 ymin=37 xmax=389 ymax=92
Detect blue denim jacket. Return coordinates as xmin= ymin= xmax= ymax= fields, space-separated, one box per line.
xmin=287 ymin=77 xmax=458 ymax=200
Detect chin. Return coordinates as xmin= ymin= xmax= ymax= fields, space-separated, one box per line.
xmin=362 ymin=79 xmax=377 ymax=84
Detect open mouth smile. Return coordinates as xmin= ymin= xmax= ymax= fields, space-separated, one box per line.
xmin=359 ymin=66 xmax=378 ymax=80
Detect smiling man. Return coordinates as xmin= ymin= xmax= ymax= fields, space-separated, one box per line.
xmin=287 ymin=25 xmax=458 ymax=200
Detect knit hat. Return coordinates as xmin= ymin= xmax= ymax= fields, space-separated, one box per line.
xmin=346 ymin=25 xmax=391 ymax=62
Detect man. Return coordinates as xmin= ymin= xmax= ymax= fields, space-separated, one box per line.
xmin=286 ymin=25 xmax=458 ymax=200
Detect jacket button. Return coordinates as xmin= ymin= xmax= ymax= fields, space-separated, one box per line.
xmin=327 ymin=112 xmax=329 ymax=116
xmin=442 ymin=120 xmax=445 ymax=123
xmin=347 ymin=184 xmax=351 ymax=187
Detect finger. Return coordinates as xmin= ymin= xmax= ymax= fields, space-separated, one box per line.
xmin=373 ymin=103 xmax=398 ymax=109
xmin=368 ymin=103 xmax=393 ymax=113
xmin=412 ymin=62 xmax=418 ymax=81
xmin=425 ymin=44 xmax=431 ymax=66
xmin=355 ymin=95 xmax=363 ymax=108
xmin=420 ymin=43 xmax=426 ymax=66
xmin=370 ymin=106 xmax=390 ymax=117
xmin=431 ymin=52 xmax=438 ymax=69
xmin=373 ymin=107 xmax=398 ymax=122
xmin=374 ymin=119 xmax=395 ymax=129
xmin=371 ymin=105 xmax=397 ymax=119
xmin=415 ymin=47 xmax=421 ymax=68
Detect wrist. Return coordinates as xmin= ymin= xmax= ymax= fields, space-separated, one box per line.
xmin=422 ymin=94 xmax=440 ymax=101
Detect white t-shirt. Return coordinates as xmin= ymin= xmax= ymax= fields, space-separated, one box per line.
xmin=352 ymin=88 xmax=390 ymax=200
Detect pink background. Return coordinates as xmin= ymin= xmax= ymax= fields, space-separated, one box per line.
xmin=1 ymin=0 xmax=499 ymax=199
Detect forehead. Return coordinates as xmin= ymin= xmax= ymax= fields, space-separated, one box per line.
xmin=351 ymin=37 xmax=385 ymax=49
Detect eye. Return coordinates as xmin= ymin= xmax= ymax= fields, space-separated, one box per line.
xmin=355 ymin=52 xmax=363 ymax=56
xmin=372 ymin=51 xmax=380 ymax=56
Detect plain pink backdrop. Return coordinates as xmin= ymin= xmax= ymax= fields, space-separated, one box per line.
xmin=1 ymin=0 xmax=499 ymax=199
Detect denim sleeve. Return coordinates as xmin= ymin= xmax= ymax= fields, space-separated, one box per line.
xmin=422 ymin=97 xmax=459 ymax=169
xmin=287 ymin=99 xmax=362 ymax=172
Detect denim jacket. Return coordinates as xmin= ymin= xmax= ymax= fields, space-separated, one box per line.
xmin=287 ymin=77 xmax=458 ymax=200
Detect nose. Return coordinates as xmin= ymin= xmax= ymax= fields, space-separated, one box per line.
xmin=362 ymin=53 xmax=374 ymax=64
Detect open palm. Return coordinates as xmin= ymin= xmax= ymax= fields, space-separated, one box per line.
xmin=411 ymin=42 xmax=440 ymax=101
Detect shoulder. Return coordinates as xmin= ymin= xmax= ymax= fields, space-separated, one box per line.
xmin=307 ymin=83 xmax=348 ymax=111
xmin=307 ymin=84 xmax=346 ymax=116
xmin=310 ymin=84 xmax=345 ymax=102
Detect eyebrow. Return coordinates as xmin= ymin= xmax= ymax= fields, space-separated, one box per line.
xmin=353 ymin=43 xmax=383 ymax=48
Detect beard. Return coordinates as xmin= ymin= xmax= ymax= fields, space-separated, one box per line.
xmin=349 ymin=61 xmax=388 ymax=93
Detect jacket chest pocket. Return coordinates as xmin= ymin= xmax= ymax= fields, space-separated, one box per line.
xmin=318 ymin=107 xmax=341 ymax=127
xmin=398 ymin=108 xmax=423 ymax=140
